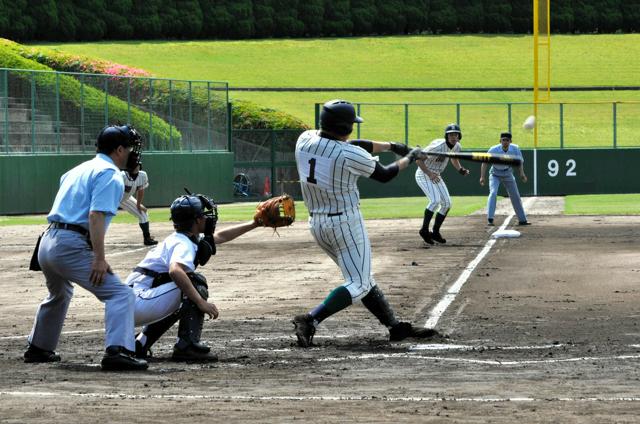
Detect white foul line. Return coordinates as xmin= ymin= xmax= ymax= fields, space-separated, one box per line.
xmin=424 ymin=198 xmax=536 ymax=329
xmin=2 ymin=391 xmax=640 ymax=403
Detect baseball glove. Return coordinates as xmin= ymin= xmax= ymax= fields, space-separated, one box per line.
xmin=254 ymin=194 xmax=295 ymax=228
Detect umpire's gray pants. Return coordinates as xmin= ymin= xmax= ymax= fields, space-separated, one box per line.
xmin=28 ymin=228 xmax=136 ymax=352
xmin=487 ymin=173 xmax=527 ymax=223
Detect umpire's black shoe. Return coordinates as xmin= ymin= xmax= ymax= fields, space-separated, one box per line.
xmin=389 ymin=322 xmax=441 ymax=342
xmin=171 ymin=344 xmax=218 ymax=362
xmin=518 ymin=221 xmax=531 ymax=226
xmin=431 ymin=232 xmax=447 ymax=244
xmin=101 ymin=346 xmax=148 ymax=371
xmin=292 ymin=314 xmax=316 ymax=348
xmin=487 ymin=218 xmax=494 ymax=226
xmin=419 ymin=229 xmax=434 ymax=245
xmin=24 ymin=344 xmax=61 ymax=363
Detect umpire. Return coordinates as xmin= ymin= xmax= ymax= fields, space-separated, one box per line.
xmin=24 ymin=125 xmax=148 ymax=371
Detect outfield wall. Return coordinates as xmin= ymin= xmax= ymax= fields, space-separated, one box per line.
xmin=0 ymin=152 xmax=234 ymax=215
xmin=1 ymin=148 xmax=637 ymax=215
xmin=358 ymin=148 xmax=640 ymax=198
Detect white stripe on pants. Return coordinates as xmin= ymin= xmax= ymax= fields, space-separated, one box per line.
xmin=120 ymin=196 xmax=148 ymax=223
xmin=309 ymin=212 xmax=374 ymax=302
xmin=415 ymin=170 xmax=451 ymax=214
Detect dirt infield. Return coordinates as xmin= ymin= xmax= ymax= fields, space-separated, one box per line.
xmin=1 ymin=210 xmax=640 ymax=423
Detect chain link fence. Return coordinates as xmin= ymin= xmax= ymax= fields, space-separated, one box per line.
xmin=0 ymin=68 xmax=230 ymax=154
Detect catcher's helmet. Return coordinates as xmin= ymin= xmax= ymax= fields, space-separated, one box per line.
xmin=170 ymin=194 xmax=218 ymax=232
xmin=319 ymin=99 xmax=363 ymax=137
xmin=444 ymin=123 xmax=462 ymax=140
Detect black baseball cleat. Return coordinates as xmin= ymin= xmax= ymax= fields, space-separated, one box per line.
xmin=418 ymin=229 xmax=434 ymax=245
xmin=101 ymin=346 xmax=148 ymax=371
xmin=24 ymin=344 xmax=61 ymax=363
xmin=292 ymin=314 xmax=316 ymax=348
xmin=171 ymin=344 xmax=218 ymax=362
xmin=389 ymin=322 xmax=442 ymax=342
xmin=518 ymin=221 xmax=531 ymax=226
xmin=431 ymin=232 xmax=447 ymax=244
xmin=143 ymin=237 xmax=158 ymax=246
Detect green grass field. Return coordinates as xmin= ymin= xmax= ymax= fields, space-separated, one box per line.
xmin=38 ymin=35 xmax=640 ymax=149
xmin=2 ymin=194 xmax=638 ymax=226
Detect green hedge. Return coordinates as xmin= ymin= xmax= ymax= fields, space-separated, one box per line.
xmin=0 ymin=39 xmax=179 ymax=149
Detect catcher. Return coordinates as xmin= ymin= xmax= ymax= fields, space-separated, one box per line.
xmin=127 ymin=192 xmax=294 ymax=362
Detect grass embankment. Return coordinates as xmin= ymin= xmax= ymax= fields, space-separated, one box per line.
xmin=39 ymin=35 xmax=640 ymax=148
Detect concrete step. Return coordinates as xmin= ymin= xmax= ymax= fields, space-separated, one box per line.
xmin=0 ymin=97 xmax=29 ymax=108
xmin=0 ymin=131 xmax=82 ymax=146
xmin=0 ymin=121 xmax=55 ymax=133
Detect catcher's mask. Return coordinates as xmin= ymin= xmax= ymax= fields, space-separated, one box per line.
xmin=320 ymin=99 xmax=363 ymax=137
xmin=96 ymin=124 xmax=143 ymax=173
xmin=170 ymin=194 xmax=218 ymax=234
xmin=444 ymin=123 xmax=462 ymax=141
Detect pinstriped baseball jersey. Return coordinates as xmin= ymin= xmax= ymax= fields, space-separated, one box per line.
xmin=421 ymin=138 xmax=462 ymax=174
xmin=295 ymin=130 xmax=378 ymax=214
xmin=121 ymin=170 xmax=149 ymax=200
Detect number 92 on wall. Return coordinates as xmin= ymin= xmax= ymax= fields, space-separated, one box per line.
xmin=547 ymin=159 xmax=577 ymax=177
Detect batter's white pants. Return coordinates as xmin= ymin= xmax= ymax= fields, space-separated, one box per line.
xmin=120 ymin=196 xmax=149 ymax=224
xmin=415 ymin=169 xmax=452 ymax=215
xmin=125 ymin=272 xmax=182 ymax=327
xmin=309 ymin=212 xmax=374 ymax=302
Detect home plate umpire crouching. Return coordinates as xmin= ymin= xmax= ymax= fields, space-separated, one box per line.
xmin=25 ymin=124 xmax=148 ymax=371
xmin=292 ymin=99 xmax=442 ymax=347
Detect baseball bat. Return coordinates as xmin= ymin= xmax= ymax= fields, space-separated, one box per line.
xmin=424 ymin=151 xmax=522 ymax=166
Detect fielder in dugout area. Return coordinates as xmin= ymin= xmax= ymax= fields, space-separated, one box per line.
xmin=24 ymin=125 xmax=148 ymax=371
xmin=415 ymin=123 xmax=470 ymax=245
xmin=292 ymin=99 xmax=441 ymax=347
xmin=119 ymin=163 xmax=158 ymax=246
xmin=479 ymin=132 xmax=530 ymax=226
xmin=127 ymin=193 xmax=259 ymax=362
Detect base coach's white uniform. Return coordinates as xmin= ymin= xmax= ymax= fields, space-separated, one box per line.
xmin=120 ymin=170 xmax=149 ymax=224
xmin=415 ymin=138 xmax=461 ymax=215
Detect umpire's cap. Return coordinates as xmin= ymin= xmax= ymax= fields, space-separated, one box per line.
xmin=96 ymin=124 xmax=142 ymax=153
xmin=320 ymin=99 xmax=363 ymax=136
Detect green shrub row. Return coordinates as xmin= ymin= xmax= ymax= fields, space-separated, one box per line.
xmin=4 ymin=39 xmax=308 ymax=130
xmin=0 ymin=39 xmax=180 ymax=149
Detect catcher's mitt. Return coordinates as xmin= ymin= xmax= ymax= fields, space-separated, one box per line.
xmin=254 ymin=194 xmax=295 ymax=228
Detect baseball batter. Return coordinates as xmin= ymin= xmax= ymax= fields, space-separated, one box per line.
xmin=120 ymin=164 xmax=157 ymax=246
xmin=24 ymin=124 xmax=148 ymax=371
xmin=292 ymin=99 xmax=439 ymax=347
xmin=415 ymin=123 xmax=470 ymax=245
xmin=480 ymin=132 xmax=529 ymax=226
xmin=127 ymin=193 xmax=259 ymax=362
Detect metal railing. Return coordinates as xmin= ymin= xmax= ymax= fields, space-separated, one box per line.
xmin=0 ymin=68 xmax=230 ymax=154
xmin=315 ymin=101 xmax=640 ymax=149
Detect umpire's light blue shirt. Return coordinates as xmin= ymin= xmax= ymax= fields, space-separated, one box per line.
xmin=487 ymin=143 xmax=524 ymax=176
xmin=47 ymin=153 xmax=125 ymax=230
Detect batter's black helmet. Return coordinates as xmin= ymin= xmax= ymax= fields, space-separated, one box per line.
xmin=444 ymin=123 xmax=462 ymax=140
xmin=319 ymin=99 xmax=363 ymax=137
xmin=170 ymin=194 xmax=218 ymax=232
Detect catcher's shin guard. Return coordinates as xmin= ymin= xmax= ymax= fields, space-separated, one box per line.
xmin=175 ymin=297 xmax=205 ymax=350
xmin=136 ymin=311 xmax=181 ymax=358
xmin=361 ymin=285 xmax=400 ymax=328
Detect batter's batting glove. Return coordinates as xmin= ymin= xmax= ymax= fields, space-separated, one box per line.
xmin=458 ymin=167 xmax=470 ymax=176
xmin=405 ymin=147 xmax=424 ymax=164
xmin=389 ymin=142 xmax=411 ymax=157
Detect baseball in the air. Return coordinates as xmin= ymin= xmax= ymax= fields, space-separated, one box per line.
xmin=523 ymin=115 xmax=536 ymax=130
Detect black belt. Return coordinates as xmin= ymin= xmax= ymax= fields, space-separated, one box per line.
xmin=309 ymin=212 xmax=343 ymax=217
xmin=50 ymin=222 xmax=89 ymax=236
xmin=134 ymin=266 xmax=172 ymax=287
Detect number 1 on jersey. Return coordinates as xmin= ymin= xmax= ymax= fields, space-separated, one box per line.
xmin=307 ymin=158 xmax=317 ymax=184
